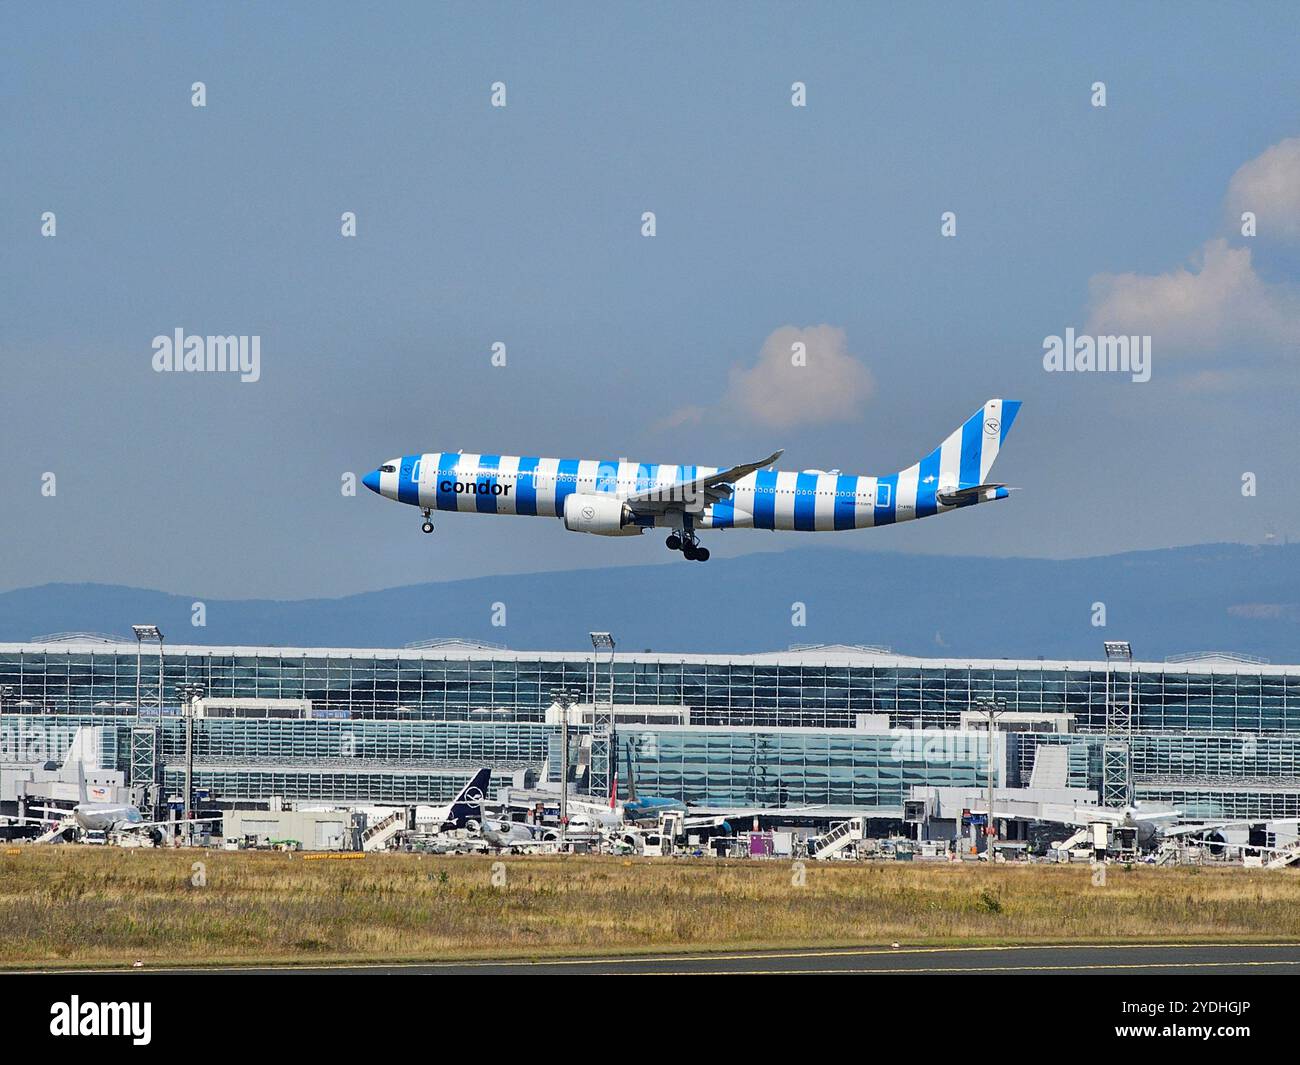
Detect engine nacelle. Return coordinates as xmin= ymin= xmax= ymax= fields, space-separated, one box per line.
xmin=562 ymin=493 xmax=640 ymax=536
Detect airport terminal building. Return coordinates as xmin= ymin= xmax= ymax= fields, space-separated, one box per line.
xmin=3 ymin=635 xmax=1300 ymax=822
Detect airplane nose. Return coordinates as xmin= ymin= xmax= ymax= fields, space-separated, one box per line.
xmin=362 ymin=469 xmax=381 ymax=494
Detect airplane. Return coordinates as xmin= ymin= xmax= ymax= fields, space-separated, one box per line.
xmin=621 ymin=745 xmax=686 ymax=824
xmin=362 ymin=398 xmax=1021 ymax=561
xmin=476 ymin=802 xmax=561 ymax=852
xmin=13 ymin=762 xmax=219 ymax=843
xmin=618 ymin=745 xmax=821 ymax=830
xmin=977 ymin=798 xmax=1300 ymax=851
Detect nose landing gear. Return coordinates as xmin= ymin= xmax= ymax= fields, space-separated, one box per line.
xmin=666 ymin=531 xmax=709 ymax=562
xmin=421 ymin=508 xmax=435 ymax=534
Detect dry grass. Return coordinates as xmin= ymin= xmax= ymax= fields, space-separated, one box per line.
xmin=3 ymin=846 xmax=1300 ymax=967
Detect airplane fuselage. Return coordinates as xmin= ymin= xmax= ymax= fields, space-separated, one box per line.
xmin=73 ymin=804 xmax=144 ymax=832
xmin=362 ymin=399 xmax=1021 ymax=555
xmin=369 ymin=453 xmax=956 ymax=531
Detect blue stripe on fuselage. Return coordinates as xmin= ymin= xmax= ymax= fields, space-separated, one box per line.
xmin=753 ymin=471 xmax=777 ymax=530
xmin=515 ymin=457 xmax=540 ymax=515
xmin=834 ymin=474 xmax=858 ymax=530
xmin=398 ymin=455 xmax=420 ymax=505
xmin=915 ymin=448 xmax=941 ymax=518
xmin=794 ymin=472 xmax=818 ymax=531
xmin=435 ymin=452 xmax=460 ymax=511
xmin=475 ymin=454 xmax=500 ymax=513
xmin=554 ymin=458 xmax=580 ymax=516
xmin=874 ymin=472 xmax=898 ymax=525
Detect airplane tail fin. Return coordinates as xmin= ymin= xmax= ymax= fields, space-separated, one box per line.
xmin=625 ymin=744 xmax=637 ymax=803
xmin=911 ymin=398 xmax=1021 ymax=513
xmin=447 ymin=768 xmax=490 ymax=825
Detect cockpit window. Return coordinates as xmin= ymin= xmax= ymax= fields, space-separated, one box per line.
xmin=380 ymin=465 xmax=397 ymax=473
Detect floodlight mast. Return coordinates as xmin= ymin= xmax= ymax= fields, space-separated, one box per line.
xmin=1103 ymin=640 xmax=1134 ymax=738
xmin=973 ymin=696 xmax=1007 ymax=860
xmin=1103 ymin=641 xmax=1136 ymax=807
xmin=131 ymin=625 xmax=164 ymax=717
xmin=552 ymin=688 xmax=576 ymax=848
xmin=589 ymin=633 xmax=616 ymax=804
xmin=177 ymin=684 xmax=204 ymax=841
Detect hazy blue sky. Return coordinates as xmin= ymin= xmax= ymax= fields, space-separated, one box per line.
xmin=4 ymin=3 xmax=1300 ymax=599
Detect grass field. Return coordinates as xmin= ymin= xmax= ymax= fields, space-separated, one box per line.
xmin=3 ymin=846 xmax=1300 ymax=968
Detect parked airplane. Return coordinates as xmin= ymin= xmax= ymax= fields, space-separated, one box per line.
xmin=619 ymin=745 xmax=821 ymax=829
xmin=476 ymin=803 xmax=560 ymax=851
xmin=363 ymin=399 xmax=1021 ymax=561
xmin=980 ymin=798 xmax=1300 ymax=850
xmin=16 ymin=763 xmax=218 ymax=842
xmin=621 ymin=746 xmax=686 ymax=824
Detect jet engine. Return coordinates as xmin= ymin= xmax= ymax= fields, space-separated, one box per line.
xmin=562 ymin=494 xmax=640 ymax=536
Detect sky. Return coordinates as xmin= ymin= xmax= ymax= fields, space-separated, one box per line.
xmin=3 ymin=2 xmax=1300 ymax=600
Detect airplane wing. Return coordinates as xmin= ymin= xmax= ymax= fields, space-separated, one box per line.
xmin=128 ymin=816 xmax=224 ymax=830
xmin=27 ymin=805 xmax=73 ymax=817
xmin=622 ymin=450 xmax=783 ymax=514
xmin=1159 ymin=817 xmax=1300 ymax=839
xmin=689 ymin=804 xmax=836 ymax=820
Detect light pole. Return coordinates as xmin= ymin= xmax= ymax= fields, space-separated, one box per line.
xmin=589 ymin=632 xmax=616 ymax=806
xmin=1103 ymin=640 xmax=1134 ymax=737
xmin=131 ymin=625 xmax=164 ymax=717
xmin=974 ymin=697 xmax=1007 ymax=860
xmin=552 ymin=689 xmax=576 ymax=848
xmin=177 ymin=683 xmax=204 ymax=841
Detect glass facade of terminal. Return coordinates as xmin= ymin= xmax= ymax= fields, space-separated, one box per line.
xmin=6 ymin=643 xmax=1300 ymax=734
xmin=614 ymin=728 xmax=986 ymax=809
xmin=3 ymin=641 xmax=1300 ymax=817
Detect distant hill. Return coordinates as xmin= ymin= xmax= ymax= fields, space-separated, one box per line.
xmin=2 ymin=543 xmax=1299 ymax=662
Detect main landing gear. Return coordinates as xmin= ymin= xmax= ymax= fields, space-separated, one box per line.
xmin=420 ymin=508 xmax=435 ymax=534
xmin=666 ymin=532 xmax=709 ymax=562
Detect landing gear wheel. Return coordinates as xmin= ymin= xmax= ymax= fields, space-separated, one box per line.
xmin=421 ymin=508 xmax=435 ymax=534
xmin=682 ymin=543 xmax=699 ymax=561
xmin=421 ymin=521 xmax=435 ymax=534
xmin=665 ymin=534 xmax=682 ymax=551
xmin=694 ymin=547 xmax=710 ymax=562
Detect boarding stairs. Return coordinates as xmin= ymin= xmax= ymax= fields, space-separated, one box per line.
xmin=361 ymin=810 xmax=405 ymax=852
xmin=1266 ymin=839 xmax=1300 ymax=869
xmin=1051 ymin=827 xmax=1090 ymax=854
xmin=33 ymin=821 xmax=70 ymax=844
xmin=812 ymin=817 xmax=866 ymax=860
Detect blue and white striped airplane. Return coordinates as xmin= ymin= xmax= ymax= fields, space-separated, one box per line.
xmin=362 ymin=398 xmax=1020 ymax=562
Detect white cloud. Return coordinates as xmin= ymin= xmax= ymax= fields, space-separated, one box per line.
xmin=1225 ymin=137 xmax=1300 ymax=241
xmin=659 ymin=325 xmax=874 ymax=432
xmin=1086 ymin=238 xmax=1300 ymax=355
xmin=1083 ymin=137 xmax=1300 ymax=364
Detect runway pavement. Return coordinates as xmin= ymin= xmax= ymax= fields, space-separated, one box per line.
xmin=30 ymin=942 xmax=1300 ymax=975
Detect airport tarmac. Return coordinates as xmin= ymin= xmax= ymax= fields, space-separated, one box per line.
xmin=29 ymin=942 xmax=1300 ymax=976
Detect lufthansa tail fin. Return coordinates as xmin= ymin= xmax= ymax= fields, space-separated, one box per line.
xmin=446 ymin=767 xmax=490 ymax=827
